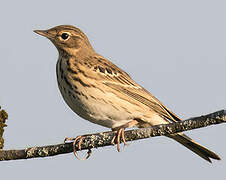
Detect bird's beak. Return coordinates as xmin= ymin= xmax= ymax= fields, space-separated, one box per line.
xmin=34 ymin=29 xmax=54 ymax=39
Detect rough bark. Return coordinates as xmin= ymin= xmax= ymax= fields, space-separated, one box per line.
xmin=0 ymin=109 xmax=225 ymax=161
xmin=0 ymin=106 xmax=8 ymax=150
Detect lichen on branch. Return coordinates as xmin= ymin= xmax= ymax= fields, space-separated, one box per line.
xmin=0 ymin=106 xmax=8 ymax=150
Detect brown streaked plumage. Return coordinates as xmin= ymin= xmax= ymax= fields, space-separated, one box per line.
xmin=34 ymin=25 xmax=220 ymax=162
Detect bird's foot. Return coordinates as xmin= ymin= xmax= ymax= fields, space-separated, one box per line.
xmin=64 ymin=136 xmax=92 ymax=160
xmin=111 ymin=119 xmax=139 ymax=152
xmin=111 ymin=128 xmax=127 ymax=152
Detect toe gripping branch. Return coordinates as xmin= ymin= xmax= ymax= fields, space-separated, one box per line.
xmin=64 ymin=128 xmax=128 ymax=160
xmin=64 ymin=136 xmax=92 ymax=160
xmin=111 ymin=128 xmax=127 ymax=152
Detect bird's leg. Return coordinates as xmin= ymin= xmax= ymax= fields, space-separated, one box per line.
xmin=111 ymin=119 xmax=139 ymax=152
xmin=64 ymin=136 xmax=92 ymax=160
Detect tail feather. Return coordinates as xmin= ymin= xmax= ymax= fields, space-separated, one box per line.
xmin=169 ymin=133 xmax=221 ymax=163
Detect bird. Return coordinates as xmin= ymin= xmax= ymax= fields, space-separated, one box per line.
xmin=34 ymin=25 xmax=220 ymax=162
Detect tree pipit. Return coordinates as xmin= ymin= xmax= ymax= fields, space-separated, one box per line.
xmin=34 ymin=25 xmax=220 ymax=162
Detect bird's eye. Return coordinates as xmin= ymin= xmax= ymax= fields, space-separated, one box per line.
xmin=61 ymin=33 xmax=69 ymax=40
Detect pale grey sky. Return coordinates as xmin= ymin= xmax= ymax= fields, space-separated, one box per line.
xmin=0 ymin=0 xmax=225 ymax=179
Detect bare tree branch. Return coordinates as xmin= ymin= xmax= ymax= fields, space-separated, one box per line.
xmin=0 ymin=109 xmax=225 ymax=161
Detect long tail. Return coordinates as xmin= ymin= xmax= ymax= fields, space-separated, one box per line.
xmin=168 ymin=133 xmax=221 ymax=163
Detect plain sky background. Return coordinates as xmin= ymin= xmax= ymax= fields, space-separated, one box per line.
xmin=0 ymin=0 xmax=225 ymax=179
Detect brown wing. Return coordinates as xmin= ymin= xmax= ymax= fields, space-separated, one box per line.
xmin=91 ymin=55 xmax=181 ymax=122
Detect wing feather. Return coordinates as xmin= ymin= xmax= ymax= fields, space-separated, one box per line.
xmin=90 ymin=55 xmax=181 ymax=122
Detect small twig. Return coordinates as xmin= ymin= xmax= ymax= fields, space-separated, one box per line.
xmin=0 ymin=109 xmax=225 ymax=161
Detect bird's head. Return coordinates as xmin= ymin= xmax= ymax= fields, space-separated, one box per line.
xmin=34 ymin=25 xmax=94 ymax=56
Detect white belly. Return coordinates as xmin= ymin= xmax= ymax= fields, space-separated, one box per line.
xmin=58 ymin=82 xmax=133 ymax=129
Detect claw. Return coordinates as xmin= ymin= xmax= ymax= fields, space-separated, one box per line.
xmin=64 ymin=136 xmax=92 ymax=160
xmin=111 ymin=128 xmax=127 ymax=152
